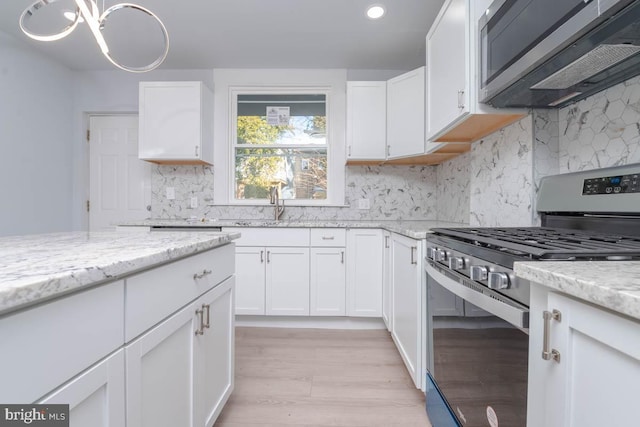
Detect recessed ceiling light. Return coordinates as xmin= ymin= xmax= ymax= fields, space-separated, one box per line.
xmin=366 ymin=5 xmax=385 ymax=20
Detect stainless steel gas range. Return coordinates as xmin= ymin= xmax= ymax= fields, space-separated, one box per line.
xmin=424 ymin=164 xmax=640 ymax=427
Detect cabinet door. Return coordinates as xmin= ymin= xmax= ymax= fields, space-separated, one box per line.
xmin=382 ymin=231 xmax=392 ymax=331
xmin=538 ymin=292 xmax=640 ymax=427
xmin=426 ymin=0 xmax=468 ymax=138
xmin=39 ymin=351 xmax=125 ymax=427
xmin=310 ymin=247 xmax=346 ymax=316
xmin=126 ymin=302 xmax=197 ymax=427
xmin=346 ymin=81 xmax=387 ymax=160
xmin=235 ymin=246 xmax=266 ymax=315
xmin=265 ymin=247 xmax=310 ymax=315
xmin=390 ymin=234 xmax=422 ymax=388
xmin=346 ymin=229 xmax=383 ymax=317
xmin=387 ymin=67 xmax=425 ymax=159
xmin=194 ymin=277 xmax=235 ymax=427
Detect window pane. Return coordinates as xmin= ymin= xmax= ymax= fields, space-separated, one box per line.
xmin=237 ymin=94 xmax=326 ymax=146
xmin=235 ymin=148 xmax=327 ymax=200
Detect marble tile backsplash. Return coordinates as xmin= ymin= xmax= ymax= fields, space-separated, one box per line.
xmin=559 ymin=76 xmax=640 ymax=172
xmin=151 ymin=165 xmax=438 ymax=221
xmin=436 ymin=152 xmax=470 ymax=223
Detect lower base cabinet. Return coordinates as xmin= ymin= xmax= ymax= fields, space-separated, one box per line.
xmin=39 ymin=350 xmax=126 ymax=427
xmin=528 ymin=285 xmax=640 ymax=427
xmin=126 ymin=277 xmax=235 ymax=427
xmin=310 ymin=247 xmax=346 ymax=315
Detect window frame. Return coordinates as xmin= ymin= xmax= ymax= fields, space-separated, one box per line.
xmin=228 ymin=86 xmax=334 ymax=206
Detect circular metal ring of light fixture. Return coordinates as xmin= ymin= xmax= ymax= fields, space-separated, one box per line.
xmin=19 ymin=0 xmax=89 ymax=42
xmin=99 ymin=3 xmax=170 ymax=73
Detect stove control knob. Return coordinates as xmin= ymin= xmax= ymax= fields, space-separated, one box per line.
xmin=436 ymin=249 xmax=448 ymax=262
xmin=470 ymin=266 xmax=488 ymax=281
xmin=488 ymin=272 xmax=510 ymax=290
xmin=426 ymin=247 xmax=438 ymax=260
xmin=448 ymin=257 xmax=465 ymax=270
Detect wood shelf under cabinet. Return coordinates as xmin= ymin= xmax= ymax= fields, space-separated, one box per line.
xmin=346 ymin=142 xmax=471 ymax=166
xmin=433 ymin=113 xmax=526 ymax=143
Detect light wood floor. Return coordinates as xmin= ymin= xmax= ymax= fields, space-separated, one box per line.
xmin=214 ymin=327 xmax=432 ymax=427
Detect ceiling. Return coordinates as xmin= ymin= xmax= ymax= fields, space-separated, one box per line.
xmin=0 ymin=0 xmax=446 ymax=71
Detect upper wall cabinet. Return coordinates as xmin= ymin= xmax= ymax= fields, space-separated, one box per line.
xmin=139 ymin=81 xmax=214 ymax=165
xmin=346 ymin=81 xmax=387 ymax=162
xmin=426 ymin=0 xmax=525 ymax=145
xmin=387 ymin=67 xmax=425 ymax=159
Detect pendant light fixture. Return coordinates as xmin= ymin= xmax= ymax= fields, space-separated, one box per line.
xmin=19 ymin=0 xmax=169 ymax=73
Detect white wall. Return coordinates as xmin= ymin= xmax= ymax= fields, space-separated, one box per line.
xmin=0 ymin=31 xmax=74 ymax=236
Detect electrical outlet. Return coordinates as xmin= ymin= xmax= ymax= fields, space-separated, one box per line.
xmin=166 ymin=187 xmax=175 ymax=200
xmin=357 ymin=198 xmax=370 ymax=210
xmin=190 ymin=197 xmax=198 ymax=209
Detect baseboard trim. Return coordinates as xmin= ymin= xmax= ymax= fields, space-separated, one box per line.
xmin=235 ymin=315 xmax=387 ymax=330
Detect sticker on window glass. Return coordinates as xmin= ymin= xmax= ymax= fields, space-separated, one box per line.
xmin=486 ymin=406 xmax=499 ymax=427
xmin=266 ymin=106 xmax=290 ymax=125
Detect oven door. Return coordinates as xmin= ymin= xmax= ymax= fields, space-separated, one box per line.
xmin=425 ymin=260 xmax=529 ymax=427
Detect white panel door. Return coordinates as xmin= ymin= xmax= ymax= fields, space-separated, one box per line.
xmin=89 ymin=115 xmax=151 ymax=231
xmin=386 ymin=67 xmax=425 ymax=159
xmin=382 ymin=231 xmax=392 ymax=330
xmin=126 ymin=302 xmax=196 ymax=427
xmin=346 ymin=81 xmax=387 ymax=160
xmin=265 ymin=247 xmax=310 ymax=315
xmin=194 ymin=278 xmax=235 ymax=427
xmin=310 ymin=247 xmax=346 ymax=316
xmin=346 ymin=229 xmax=383 ymax=317
xmin=234 ymin=246 xmax=266 ymax=315
xmin=39 ymin=350 xmax=125 ymax=427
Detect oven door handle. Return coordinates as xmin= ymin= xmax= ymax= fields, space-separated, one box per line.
xmin=426 ymin=261 xmax=530 ymax=330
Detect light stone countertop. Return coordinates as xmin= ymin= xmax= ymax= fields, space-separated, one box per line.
xmin=515 ymin=261 xmax=640 ymax=321
xmin=118 ymin=219 xmax=468 ymax=239
xmin=0 ymin=231 xmax=240 ymax=316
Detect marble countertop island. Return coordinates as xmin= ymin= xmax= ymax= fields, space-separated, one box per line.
xmin=119 ymin=219 xmax=468 ymax=239
xmin=0 ymin=231 xmax=239 ymax=316
xmin=515 ymin=261 xmax=640 ymax=321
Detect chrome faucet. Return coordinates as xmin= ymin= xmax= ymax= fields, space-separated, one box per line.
xmin=269 ymin=186 xmax=285 ymax=220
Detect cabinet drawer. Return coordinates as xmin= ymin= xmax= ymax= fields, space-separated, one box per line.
xmin=310 ymin=228 xmax=346 ymax=246
xmin=0 ymin=282 xmax=125 ymax=403
xmin=227 ymin=227 xmax=310 ymax=247
xmin=125 ymin=244 xmax=235 ymax=342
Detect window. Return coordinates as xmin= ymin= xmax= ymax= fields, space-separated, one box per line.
xmin=232 ymin=91 xmax=329 ymax=203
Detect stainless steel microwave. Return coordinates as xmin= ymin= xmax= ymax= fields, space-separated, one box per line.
xmin=479 ymin=0 xmax=640 ymax=108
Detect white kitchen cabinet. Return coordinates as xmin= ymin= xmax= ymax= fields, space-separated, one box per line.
xmin=426 ymin=0 xmax=524 ymax=144
xmin=346 ymin=81 xmax=387 ymax=161
xmin=126 ymin=277 xmax=234 ymax=427
xmin=139 ymin=81 xmax=214 ymax=165
xmin=346 ymin=229 xmax=383 ymax=317
xmin=527 ymin=285 xmax=640 ymax=427
xmin=382 ymin=231 xmax=392 ymax=331
xmin=310 ymin=247 xmax=346 ymax=315
xmin=235 ymin=246 xmax=267 ymax=315
xmin=266 ymin=247 xmax=311 ymax=315
xmin=386 ymin=67 xmax=426 ymax=159
xmin=125 ymin=298 xmax=198 ymax=427
xmin=39 ymin=350 xmax=126 ymax=427
xmin=194 ymin=277 xmax=235 ymax=427
xmin=390 ymin=233 xmax=424 ymax=388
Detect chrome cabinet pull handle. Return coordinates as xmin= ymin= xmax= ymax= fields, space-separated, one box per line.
xmin=410 ymin=246 xmax=417 ymax=264
xmin=195 ymin=307 xmax=204 ymax=335
xmin=193 ymin=269 xmax=212 ymax=280
xmin=457 ymin=89 xmax=465 ymax=109
xmin=267 ymin=251 xmax=271 ymax=263
xmin=321 ymin=236 xmax=335 ymax=240
xmin=203 ymin=303 xmax=210 ymax=329
xmin=260 ymin=250 xmax=264 ymax=263
xmin=348 ymin=146 xmax=351 ymax=157
xmin=195 ymin=145 xmax=199 ymax=157
xmin=542 ymin=309 xmax=562 ymax=363
xmin=341 ymin=251 xmax=344 ymax=264
xmin=385 ymin=235 xmax=389 ymax=248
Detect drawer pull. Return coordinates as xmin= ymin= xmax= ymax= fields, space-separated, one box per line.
xmin=322 ymin=236 xmax=335 ymax=240
xmin=341 ymin=251 xmax=344 ymax=264
xmin=193 ymin=269 xmax=212 ymax=280
xmin=542 ymin=309 xmax=561 ymax=363
xmin=195 ymin=308 xmax=205 ymax=335
xmin=203 ymin=303 xmax=211 ymax=329
xmin=260 ymin=250 xmax=264 ymax=263
xmin=267 ymin=251 xmax=271 ymax=263
xmin=410 ymin=246 xmax=417 ymax=264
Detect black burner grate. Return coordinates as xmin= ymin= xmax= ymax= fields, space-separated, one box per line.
xmin=431 ymin=227 xmax=640 ymax=260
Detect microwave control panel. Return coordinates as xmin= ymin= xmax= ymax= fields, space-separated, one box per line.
xmin=582 ymin=174 xmax=640 ymax=195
